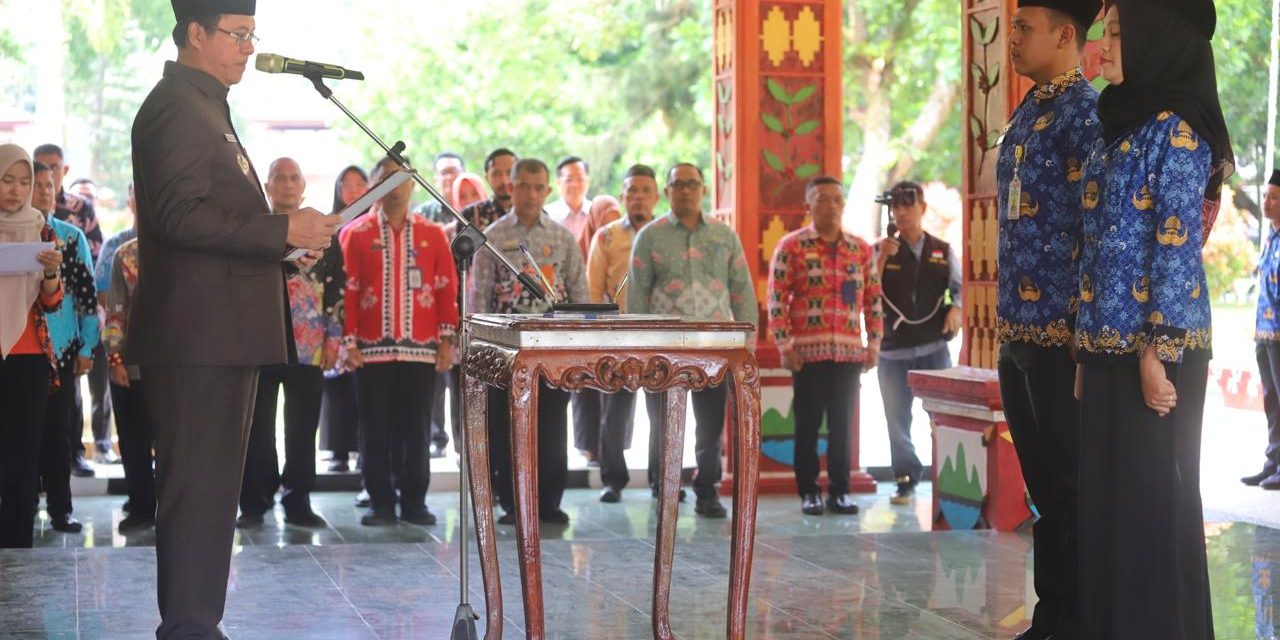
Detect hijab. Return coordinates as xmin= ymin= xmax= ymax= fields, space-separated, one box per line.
xmin=450 ymin=172 xmax=488 ymax=212
xmin=1097 ymin=0 xmax=1234 ymax=182
xmin=0 ymin=144 xmax=49 ymax=357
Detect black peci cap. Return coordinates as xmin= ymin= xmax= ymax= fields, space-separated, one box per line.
xmin=172 ymin=0 xmax=255 ymax=20
xmin=1018 ymin=0 xmax=1103 ymax=30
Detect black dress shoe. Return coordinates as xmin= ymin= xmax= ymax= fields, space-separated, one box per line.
xmin=70 ymin=457 xmax=95 ymax=478
xmin=497 ymin=511 xmax=516 ymax=525
xmin=235 ymin=512 xmax=264 ymax=529
xmin=650 ymin=486 xmax=687 ymax=502
xmin=1012 ymin=626 xmax=1054 ymax=640
xmin=599 ymin=487 xmax=622 ymax=503
xmin=360 ymin=510 xmax=398 ymax=526
xmin=50 ymin=515 xmax=83 ymax=533
xmin=800 ymin=493 xmax=824 ymax=515
xmin=1262 ymin=472 xmax=1280 ymax=490
xmin=826 ymin=493 xmax=861 ymax=515
xmin=539 ymin=508 xmax=571 ymax=525
xmin=118 ymin=514 xmax=156 ymax=534
xmin=284 ymin=508 xmax=327 ymax=528
xmin=694 ymin=497 xmax=727 ymax=519
xmin=401 ymin=508 xmax=437 ymax=526
xmin=1243 ymin=464 xmax=1278 ymax=486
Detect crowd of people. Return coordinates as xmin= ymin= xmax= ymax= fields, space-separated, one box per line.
xmin=0 ymin=0 xmax=1251 ymax=638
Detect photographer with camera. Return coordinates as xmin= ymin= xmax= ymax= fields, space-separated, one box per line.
xmin=874 ymin=181 xmax=962 ymax=506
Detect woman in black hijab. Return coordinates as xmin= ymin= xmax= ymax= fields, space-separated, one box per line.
xmin=318 ymin=165 xmax=368 ymax=472
xmin=1074 ymin=1 xmax=1230 ymax=638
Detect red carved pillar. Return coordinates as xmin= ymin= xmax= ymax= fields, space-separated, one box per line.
xmin=715 ymin=0 xmax=874 ymax=494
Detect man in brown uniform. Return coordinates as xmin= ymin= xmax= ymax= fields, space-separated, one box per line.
xmin=129 ymin=1 xmax=337 ymax=637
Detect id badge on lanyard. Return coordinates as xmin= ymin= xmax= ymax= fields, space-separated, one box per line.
xmin=1006 ymin=145 xmax=1024 ymax=221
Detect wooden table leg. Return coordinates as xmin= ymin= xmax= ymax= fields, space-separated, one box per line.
xmin=651 ymin=387 xmax=688 ymax=640
xmin=726 ymin=363 xmax=761 ymax=639
xmin=464 ymin=375 xmax=502 ymax=640
xmin=508 ymin=368 xmax=545 ymax=639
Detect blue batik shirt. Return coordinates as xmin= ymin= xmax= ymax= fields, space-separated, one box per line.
xmin=1258 ymin=227 xmax=1280 ymax=342
xmin=44 ymin=215 xmax=101 ymax=367
xmin=1077 ymin=111 xmax=1213 ymax=364
xmin=996 ymin=67 xmax=1100 ymax=348
xmin=95 ymin=227 xmax=136 ymax=293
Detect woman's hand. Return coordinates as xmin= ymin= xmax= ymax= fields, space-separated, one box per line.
xmin=1139 ymin=346 xmax=1177 ymax=417
xmin=36 ymin=248 xmax=62 ymax=276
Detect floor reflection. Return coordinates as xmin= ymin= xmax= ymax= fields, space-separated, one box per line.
xmin=3 ymin=489 xmax=1277 ymax=639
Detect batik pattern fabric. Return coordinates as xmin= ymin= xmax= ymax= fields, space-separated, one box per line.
xmin=996 ymin=67 xmax=1101 ymax=348
xmin=104 ymin=238 xmax=140 ymax=378
xmin=1077 ymin=111 xmax=1213 ymax=364
xmin=469 ymin=212 xmax=588 ymax=314
xmin=53 ymin=189 xmax=103 ymax=260
xmin=627 ymin=212 xmax=759 ymax=326
xmin=95 ymin=228 xmax=136 ymax=293
xmin=340 ymin=211 xmax=459 ymax=365
xmin=1258 ymin=227 xmax=1280 ymax=342
xmin=767 ymin=226 xmax=883 ymax=363
xmin=43 ymin=216 xmax=99 ymax=368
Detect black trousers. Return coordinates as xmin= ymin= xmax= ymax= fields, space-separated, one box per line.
xmin=646 ymin=384 xmax=728 ymax=500
xmin=1078 ymin=359 xmax=1213 ymax=640
xmin=355 ymin=362 xmax=434 ymax=514
xmin=1255 ymin=342 xmax=1280 ymax=471
xmin=430 ymin=366 xmax=461 ymax=447
xmin=997 ymin=343 xmax=1079 ymax=636
xmin=597 ymin=389 xmax=651 ymax=490
xmin=39 ymin=363 xmax=76 ymax=520
xmin=318 ymin=372 xmax=359 ymax=457
xmin=241 ymin=364 xmax=323 ymax=516
xmin=792 ymin=361 xmax=861 ymax=497
xmin=488 ymin=383 xmax=571 ymax=513
xmin=0 ymin=355 xmax=51 ymax=549
xmin=72 ymin=343 xmax=113 ymax=454
xmin=142 ymin=365 xmax=258 ymax=639
xmin=572 ymin=388 xmax=603 ymax=454
xmin=111 ymin=380 xmax=156 ymax=519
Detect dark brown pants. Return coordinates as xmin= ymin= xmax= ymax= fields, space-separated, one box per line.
xmin=142 ymin=365 xmax=258 ymax=640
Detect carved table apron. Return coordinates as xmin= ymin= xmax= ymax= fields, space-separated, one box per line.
xmin=461 ymin=314 xmax=762 ymax=640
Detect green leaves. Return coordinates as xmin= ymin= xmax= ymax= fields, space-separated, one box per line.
xmin=762 ymin=114 xmax=784 ymax=133
xmin=968 ymin=16 xmax=1000 ymax=46
xmin=795 ymin=164 xmax=821 ymax=178
xmin=767 ymin=78 xmax=791 ymax=105
xmin=794 ymin=120 xmax=820 ymax=136
xmin=762 ymin=149 xmax=785 ymax=172
xmin=791 ymin=85 xmax=816 ymax=105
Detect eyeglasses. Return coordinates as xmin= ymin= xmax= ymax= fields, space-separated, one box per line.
xmin=668 ymin=180 xmax=703 ymax=191
xmin=213 ymin=27 xmax=259 ymax=46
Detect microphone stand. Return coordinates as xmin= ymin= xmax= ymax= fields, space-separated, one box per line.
xmin=302 ymin=72 xmax=545 ymax=640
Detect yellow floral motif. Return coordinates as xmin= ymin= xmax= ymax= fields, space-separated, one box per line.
xmin=792 ymin=6 xmax=822 ymax=67
xmin=1131 ymin=185 xmax=1154 ymax=211
xmin=1171 ymin=121 xmax=1200 ymax=151
xmin=1082 ymin=181 xmax=1100 ymax=210
xmin=1157 ymin=111 xmax=1173 ymax=121
xmin=1271 ymin=273 xmax=1278 ymax=285
xmin=1120 ymin=139 xmax=1132 ymax=153
xmin=1131 ymin=276 xmax=1149 ymax=303
xmin=1268 ymin=309 xmax=1277 ymax=321
xmin=1034 ymin=111 xmax=1056 ymax=132
xmin=1066 ymin=157 xmax=1083 ymax=183
xmin=1020 ymin=192 xmax=1039 ymax=218
xmin=1019 ymin=276 xmax=1041 ymax=302
xmin=1149 ymin=311 xmax=1165 ymax=325
xmin=761 ymin=7 xmax=790 ymax=67
xmin=995 ymin=318 xmax=1073 ymax=348
xmin=1071 ymin=241 xmax=1080 ymax=260
xmin=1157 ymin=216 xmax=1189 ymax=247
xmin=1080 ymin=273 xmax=1094 ymax=303
xmin=1191 ymin=281 xmax=1201 ymax=299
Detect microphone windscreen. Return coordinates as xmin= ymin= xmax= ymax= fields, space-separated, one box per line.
xmin=255 ymin=53 xmax=285 ymax=73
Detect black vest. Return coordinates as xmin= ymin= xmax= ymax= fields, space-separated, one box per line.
xmin=881 ymin=232 xmax=953 ymax=351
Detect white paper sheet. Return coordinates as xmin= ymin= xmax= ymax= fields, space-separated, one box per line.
xmin=0 ymin=242 xmax=55 ymax=275
xmin=284 ymin=169 xmax=417 ymax=262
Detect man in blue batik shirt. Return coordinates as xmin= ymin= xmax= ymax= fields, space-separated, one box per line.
xmin=995 ymin=1 xmax=1100 ymax=639
xmin=1247 ymin=169 xmax=1280 ymax=490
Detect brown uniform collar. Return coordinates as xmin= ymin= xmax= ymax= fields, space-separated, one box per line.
xmin=164 ymin=60 xmax=229 ymax=100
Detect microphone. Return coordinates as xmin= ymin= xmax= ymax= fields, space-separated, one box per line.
xmin=255 ymin=53 xmax=365 ymax=81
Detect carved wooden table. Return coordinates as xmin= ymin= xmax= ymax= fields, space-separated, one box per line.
xmin=461 ymin=314 xmax=761 ymax=640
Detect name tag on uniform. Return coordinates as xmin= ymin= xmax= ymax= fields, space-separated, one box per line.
xmin=224 ymin=133 xmax=237 ymax=143
xmin=1006 ymin=177 xmax=1022 ymax=220
xmin=408 ymin=268 xmax=423 ymax=289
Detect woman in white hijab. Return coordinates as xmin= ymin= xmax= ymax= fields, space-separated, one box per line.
xmin=0 ymin=143 xmax=66 ymax=549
